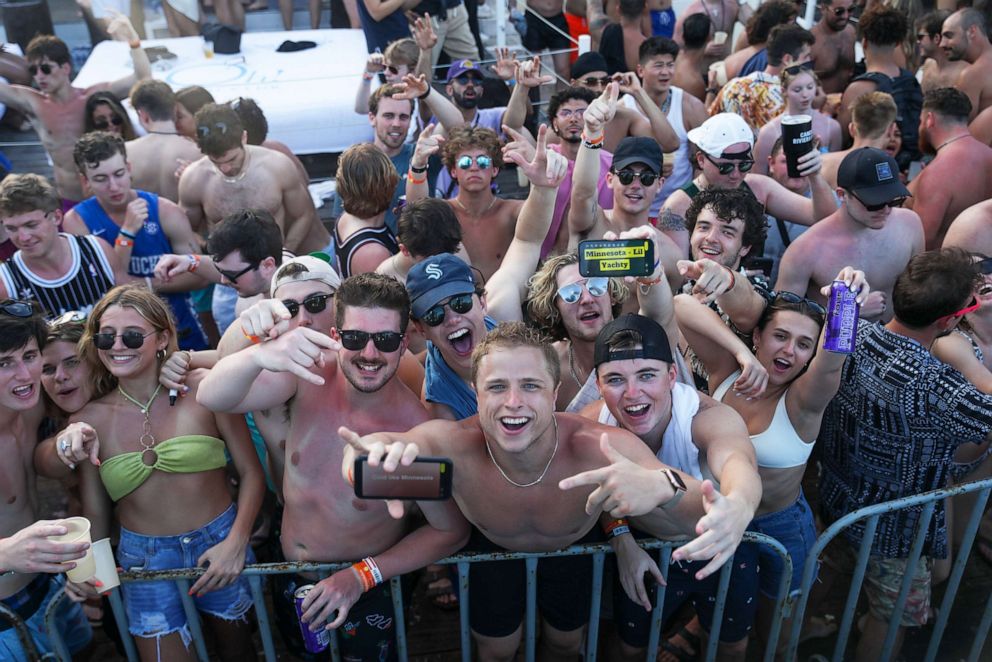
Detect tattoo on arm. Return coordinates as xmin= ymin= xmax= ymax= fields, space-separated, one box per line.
xmin=658 ymin=209 xmax=687 ymax=232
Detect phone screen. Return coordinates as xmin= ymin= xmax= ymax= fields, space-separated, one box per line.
xmin=578 ymin=239 xmax=655 ymax=277
xmin=354 ymin=457 xmax=453 ymax=500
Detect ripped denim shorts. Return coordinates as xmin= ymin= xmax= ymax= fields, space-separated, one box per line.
xmin=117 ymin=503 xmax=255 ymax=645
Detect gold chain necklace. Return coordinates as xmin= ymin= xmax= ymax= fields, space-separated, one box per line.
xmin=452 ymin=195 xmax=497 ymax=219
xmin=485 ymin=416 xmax=559 ymax=488
xmin=118 ymin=384 xmax=163 ymax=461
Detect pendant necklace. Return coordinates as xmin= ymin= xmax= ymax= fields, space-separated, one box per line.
xmin=118 ymin=383 xmax=163 ymax=466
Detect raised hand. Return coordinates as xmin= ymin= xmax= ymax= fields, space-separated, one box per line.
xmin=615 ymin=71 xmax=643 ymax=96
xmin=122 ymin=197 xmax=149 ymax=236
xmin=391 ymin=73 xmax=430 ymax=101
xmin=105 ymin=11 xmax=140 ymax=43
xmin=501 ymin=124 xmax=536 ymax=160
xmin=339 ymin=426 xmax=416 ymax=519
xmin=603 ymin=225 xmax=664 ymax=284
xmin=504 ymin=124 xmax=567 ymax=188
xmin=672 ymin=480 xmax=752 ymax=580
xmin=584 ymin=81 xmax=620 ymax=136
xmin=676 ymin=258 xmax=737 ymax=304
xmin=515 ymin=56 xmax=555 ymax=88
xmin=365 ymin=51 xmax=385 ymax=74
xmin=252 ymin=327 xmax=339 ymax=385
xmin=821 ymin=266 xmax=870 ymax=305
xmin=492 ymin=47 xmax=518 ymax=81
xmin=239 ymin=298 xmax=295 ymax=343
xmin=411 ymin=13 xmax=438 ymax=51
xmin=412 ymin=122 xmax=445 ymax=169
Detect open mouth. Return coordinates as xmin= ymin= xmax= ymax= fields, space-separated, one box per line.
xmin=447 ymin=328 xmax=473 ymax=356
xmin=979 ymin=283 xmax=992 ymax=297
xmin=623 ymin=403 xmax=650 ymax=419
xmin=499 ymin=416 xmax=530 ymax=432
xmin=109 ymin=354 xmax=136 ymax=364
xmin=578 ymin=310 xmax=601 ymax=324
xmin=772 ymin=358 xmax=792 ymax=372
xmin=355 ymin=360 xmax=384 ymax=375
xmin=623 ymin=192 xmax=644 ymax=202
xmin=12 ymin=384 xmax=34 ymax=399
xmin=699 ymin=245 xmax=722 ymax=257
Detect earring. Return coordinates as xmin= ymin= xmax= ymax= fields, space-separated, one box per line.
xmin=156 ymin=348 xmax=167 ymax=360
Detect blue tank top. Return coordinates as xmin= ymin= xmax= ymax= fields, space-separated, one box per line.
xmin=74 ymin=191 xmax=208 ymax=350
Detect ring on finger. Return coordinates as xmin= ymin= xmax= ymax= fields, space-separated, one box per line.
xmin=59 ymin=439 xmax=69 ymax=453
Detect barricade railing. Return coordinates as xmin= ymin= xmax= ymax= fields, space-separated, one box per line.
xmin=44 ymin=533 xmax=792 ymax=662
xmin=785 ymin=476 xmax=992 ymax=662
xmin=0 ymin=600 xmax=45 ymax=661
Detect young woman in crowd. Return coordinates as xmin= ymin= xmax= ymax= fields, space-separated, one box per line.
xmin=84 ymin=92 xmax=137 ymax=141
xmin=55 ymin=284 xmax=263 ymax=662
xmin=174 ymin=85 xmax=215 ymax=139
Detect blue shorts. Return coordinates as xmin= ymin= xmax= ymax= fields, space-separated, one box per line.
xmin=747 ymin=490 xmax=818 ymax=597
xmin=117 ymin=503 xmax=255 ymax=643
xmin=0 ymin=573 xmax=92 ymax=660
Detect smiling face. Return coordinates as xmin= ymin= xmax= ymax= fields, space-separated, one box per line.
xmin=475 ymin=346 xmax=559 ymax=453
xmin=370 ymin=97 xmax=413 ymax=151
xmin=752 ymin=309 xmax=820 ymax=386
xmin=81 ymin=152 xmax=132 ymax=210
xmin=607 ymin=164 xmax=662 ymax=216
xmin=697 ymin=143 xmax=753 ymax=189
xmin=822 ymin=0 xmax=855 ymax=32
xmin=415 ymin=292 xmax=488 ymax=377
xmin=1 ymin=209 xmax=61 ymax=258
xmin=0 ymin=338 xmax=42 ymax=412
xmin=689 ymin=206 xmax=751 ymax=269
xmin=554 ymin=264 xmax=614 ymax=343
xmin=278 ymin=280 xmax=336 ymax=333
xmin=333 ymin=305 xmax=406 ymax=394
xmin=95 ymin=305 xmax=168 ymax=380
xmin=941 ymin=14 xmax=970 ymax=61
xmin=597 ymin=356 xmax=677 ymax=442
xmin=41 ymin=340 xmax=92 ymax=414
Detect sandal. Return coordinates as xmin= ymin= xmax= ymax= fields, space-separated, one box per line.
xmin=423 ymin=566 xmax=459 ymax=612
xmin=658 ymin=624 xmax=701 ymax=662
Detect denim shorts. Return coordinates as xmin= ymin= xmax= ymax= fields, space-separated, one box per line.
xmin=0 ymin=573 xmax=92 ymax=660
xmin=746 ymin=490 xmax=818 ymax=597
xmin=117 ymin=503 xmax=255 ymax=643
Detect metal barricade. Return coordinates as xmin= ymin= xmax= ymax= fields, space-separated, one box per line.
xmin=785 ymin=477 xmax=992 ymax=662
xmin=0 ymin=600 xmax=45 ymax=661
xmin=45 ymin=533 xmax=791 ymax=662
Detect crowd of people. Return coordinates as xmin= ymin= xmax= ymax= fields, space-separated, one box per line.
xmin=0 ymin=0 xmax=990 ymax=660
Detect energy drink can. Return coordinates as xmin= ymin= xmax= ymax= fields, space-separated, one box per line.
xmin=294 ymin=584 xmax=330 ymax=654
xmin=823 ymin=280 xmax=859 ymax=353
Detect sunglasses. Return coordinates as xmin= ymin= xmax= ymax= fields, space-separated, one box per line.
xmin=831 ymin=5 xmax=855 ymax=16
xmin=28 ymin=63 xmax=55 ymax=76
xmin=0 ymin=300 xmax=33 ymax=318
xmin=93 ymin=329 xmax=157 ymax=350
xmin=216 ymin=261 xmax=259 ymax=284
xmin=703 ymin=152 xmax=755 ymax=175
xmin=196 ymin=121 xmax=230 ymax=138
xmin=385 ymin=64 xmax=403 ymax=76
xmin=850 ymin=193 xmax=907 ymax=212
xmin=939 ymin=297 xmax=981 ymax=323
xmin=977 ymin=256 xmax=992 ymax=275
xmin=453 ymin=74 xmax=484 ymax=86
xmin=580 ymin=76 xmax=611 ymax=87
xmin=771 ymin=291 xmax=827 ymax=316
xmin=93 ymin=116 xmax=124 ymax=130
xmin=281 ymin=292 xmax=333 ymax=318
xmin=783 ymin=60 xmax=815 ymax=76
xmin=421 ymin=293 xmax=474 ymax=327
xmin=457 ymin=155 xmax=493 ymax=170
xmin=339 ymin=329 xmax=404 ymax=352
xmin=556 ymin=107 xmax=586 ymax=119
xmin=557 ymin=277 xmax=609 ymax=304
xmin=613 ymin=169 xmax=659 ymax=186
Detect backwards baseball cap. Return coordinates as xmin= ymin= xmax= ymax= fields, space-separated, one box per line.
xmin=837 ymin=147 xmax=911 ymax=207
xmin=270 ymin=252 xmax=342 ymax=297
xmin=612 ymin=137 xmax=664 ymax=175
xmin=406 ymin=253 xmax=477 ymax=319
xmin=594 ymin=314 xmax=674 ymax=368
xmin=686 ymin=113 xmax=755 ymax=156
xmin=571 ymin=52 xmax=610 ymax=80
xmin=446 ymin=59 xmax=484 ymax=83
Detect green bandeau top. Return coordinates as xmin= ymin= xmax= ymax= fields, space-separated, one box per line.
xmin=99 ymin=435 xmax=227 ymax=502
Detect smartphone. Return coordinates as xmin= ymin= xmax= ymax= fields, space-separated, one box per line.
xmin=578 ymin=239 xmax=655 ymax=278
xmin=353 ymin=457 xmax=453 ymax=500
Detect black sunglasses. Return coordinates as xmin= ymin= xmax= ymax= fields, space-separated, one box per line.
xmin=581 ymin=76 xmax=611 ymax=87
xmin=339 ymin=329 xmax=404 ymax=352
xmin=783 ymin=60 xmax=815 ymax=76
xmin=197 ymin=121 xmax=230 ymax=138
xmin=977 ymin=256 xmax=992 ymax=275
xmin=850 ymin=193 xmax=906 ymax=212
xmin=282 ymin=292 xmax=332 ymax=318
xmin=453 ymin=74 xmax=484 ymax=85
xmin=93 ymin=116 xmax=124 ymax=130
xmin=386 ymin=64 xmax=402 ymax=75
xmin=28 ymin=63 xmax=55 ymax=76
xmin=421 ymin=293 xmax=474 ymax=327
xmin=771 ymin=291 xmax=827 ymax=316
xmin=0 ymin=300 xmax=33 ymax=318
xmin=613 ymin=169 xmax=659 ymax=186
xmin=93 ymin=330 xmax=157 ymax=350
xmin=703 ymin=152 xmax=755 ymax=175
xmin=216 ymin=261 xmax=259 ymax=284
xmin=831 ymin=5 xmax=855 ymax=16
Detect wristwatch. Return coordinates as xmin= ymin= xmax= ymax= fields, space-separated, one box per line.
xmin=659 ymin=468 xmax=687 ymax=509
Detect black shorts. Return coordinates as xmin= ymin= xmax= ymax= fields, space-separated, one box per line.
xmin=466 ymin=527 xmax=603 ymax=638
xmin=523 ymin=10 xmax=572 ymax=52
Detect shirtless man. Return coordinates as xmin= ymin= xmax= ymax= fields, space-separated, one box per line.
xmin=341 ymin=321 xmax=750 ymax=660
xmin=198 ymin=273 xmax=468 ymax=659
xmin=673 ymin=0 xmax=741 ymax=63
xmin=0 ymin=19 xmax=150 ymax=206
xmin=659 ymin=112 xmax=834 ymax=258
xmin=376 ymin=199 xmax=465 ymax=286
xmin=673 ymin=13 xmax=709 ymax=101
xmin=178 ymin=103 xmax=330 ymax=255
xmin=820 ymin=92 xmax=898 ymax=188
xmin=406 ymin=125 xmax=519 ymax=281
xmin=0 ymin=304 xmax=93 ymax=659
xmin=907 ymin=87 xmax=992 ymax=249
xmin=942 ymin=8 xmax=992 ymax=119
xmin=916 ymin=10 xmax=968 ymax=93
xmin=810 ymin=0 xmax=857 ymax=94
xmin=776 ymin=147 xmax=924 ymax=321
xmin=942 ymin=199 xmax=992 ymax=257
xmin=126 ymin=80 xmax=202 ymax=203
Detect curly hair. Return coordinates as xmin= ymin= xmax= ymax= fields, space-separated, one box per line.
xmin=859 ymin=5 xmax=908 ymax=47
xmin=442 ymin=126 xmax=504 ymax=170
xmin=923 ymin=86 xmax=972 ymax=124
xmin=470 ymin=320 xmax=560 ymax=386
xmin=73 ymin=131 xmax=126 ymax=175
xmin=685 ymin=188 xmax=768 ymax=252
xmin=745 ymin=0 xmax=797 ymax=45
xmin=193 ymin=103 xmax=244 ymax=157
xmin=526 ymin=253 xmax=629 ymax=341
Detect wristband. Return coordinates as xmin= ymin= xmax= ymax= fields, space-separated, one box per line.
xmin=418 ymin=86 xmax=432 ymax=100
xmin=637 ymin=275 xmax=663 ymax=287
xmin=115 ymin=236 xmax=133 ymax=248
xmin=408 ymin=173 xmax=427 ymax=185
xmin=242 ymin=327 xmax=261 ymax=344
xmin=724 ymin=267 xmax=736 ymax=291
xmin=409 ymin=163 xmax=428 ymax=174
xmin=187 ymin=254 xmax=201 ymax=273
xmin=129 ymin=39 xmax=141 ymax=49
xmin=604 ymin=518 xmax=630 ymax=538
xmin=581 ymin=132 xmax=604 ymax=145
xmin=362 ymin=71 xmax=374 ymax=81
xmin=119 ymin=228 xmax=138 ymax=240
xmin=352 ymin=557 xmax=383 ymax=593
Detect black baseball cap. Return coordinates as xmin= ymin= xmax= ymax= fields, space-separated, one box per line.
xmin=611 ymin=137 xmax=663 ymax=175
xmin=837 ymin=147 xmax=911 ymax=207
xmin=594 ymin=314 xmax=674 ymax=368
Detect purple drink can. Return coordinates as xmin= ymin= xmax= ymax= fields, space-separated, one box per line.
xmin=294 ymin=584 xmax=331 ymax=654
xmin=823 ymin=280 xmax=859 ymax=353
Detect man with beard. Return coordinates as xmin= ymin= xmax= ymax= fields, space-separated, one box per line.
xmin=776 ymin=148 xmax=924 ymax=322
xmin=917 ymin=10 xmax=968 ymax=93
xmin=906 ymin=87 xmax=992 ymax=249
xmin=942 ymin=8 xmax=992 ymax=118
xmin=810 ymin=0 xmax=856 ymax=94
xmin=198 ymin=273 xmax=468 ymax=661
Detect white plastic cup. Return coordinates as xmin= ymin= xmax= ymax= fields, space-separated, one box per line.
xmin=49 ymin=517 xmax=95 ymax=582
xmin=713 ymin=31 xmax=728 ymax=45
xmin=91 ymin=538 xmax=120 ymax=591
xmin=709 ymin=61 xmax=728 ymax=87
xmin=578 ymin=34 xmax=591 ymax=55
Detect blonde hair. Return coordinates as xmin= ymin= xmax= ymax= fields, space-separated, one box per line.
xmin=470 ymin=321 xmax=560 ymax=386
xmin=384 ymin=38 xmax=418 ymax=68
xmin=780 ymin=67 xmax=819 ymax=90
xmin=526 ymin=253 xmax=629 ymax=340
